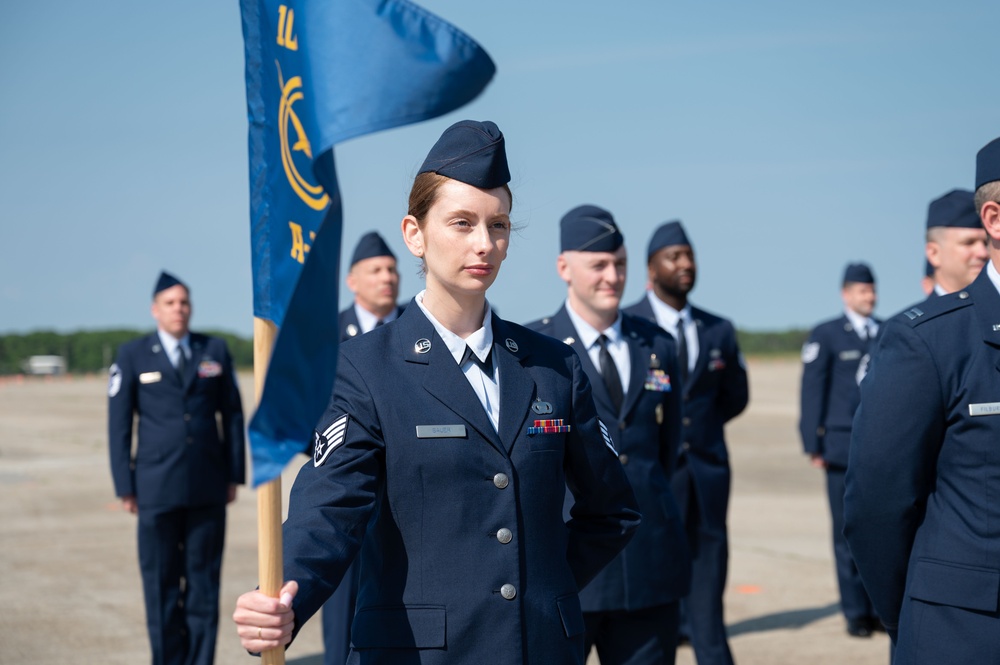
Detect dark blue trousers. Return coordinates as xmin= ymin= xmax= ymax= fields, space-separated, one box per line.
xmin=584 ymin=602 xmax=681 ymax=665
xmin=137 ymin=504 xmax=225 ymax=665
xmin=322 ymin=557 xmax=360 ymax=665
xmin=826 ymin=467 xmax=875 ymax=622
xmin=675 ymin=461 xmax=734 ymax=665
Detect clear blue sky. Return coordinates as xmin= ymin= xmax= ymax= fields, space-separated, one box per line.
xmin=2 ymin=1 xmax=998 ymax=336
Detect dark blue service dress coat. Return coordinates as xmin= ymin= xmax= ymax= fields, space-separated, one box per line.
xmin=283 ymin=304 xmax=641 ymax=665
xmin=527 ymin=307 xmax=691 ymax=612
xmin=624 ymin=297 xmax=748 ymax=665
xmin=107 ymin=331 xmax=245 ymax=665
xmin=799 ymin=315 xmax=880 ymax=468
xmin=108 ymin=332 xmax=245 ymax=508
xmin=845 ymin=268 xmax=1000 ymax=663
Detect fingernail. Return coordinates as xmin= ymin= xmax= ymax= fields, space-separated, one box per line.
xmin=279 ymin=592 xmax=292 ymax=608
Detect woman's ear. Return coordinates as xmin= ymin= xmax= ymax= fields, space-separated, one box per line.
xmin=401 ymin=215 xmax=424 ymax=258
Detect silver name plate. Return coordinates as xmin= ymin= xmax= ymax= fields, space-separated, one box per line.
xmin=416 ymin=425 xmax=468 ymax=438
xmin=969 ymin=403 xmax=1000 ymax=417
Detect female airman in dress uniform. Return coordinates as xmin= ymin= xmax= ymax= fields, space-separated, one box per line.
xmin=233 ymin=120 xmax=640 ymax=664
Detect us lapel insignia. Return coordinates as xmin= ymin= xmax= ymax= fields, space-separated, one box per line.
xmin=414 ymin=338 xmax=431 ymax=354
xmin=505 ymin=338 xmax=518 ymax=353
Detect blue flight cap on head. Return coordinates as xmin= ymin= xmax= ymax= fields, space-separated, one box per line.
xmin=647 ymin=220 xmax=691 ymax=260
xmin=843 ymin=262 xmax=875 ymax=285
xmin=350 ymin=231 xmax=395 ymax=267
xmin=418 ymin=120 xmax=510 ymax=189
xmin=153 ymin=271 xmax=186 ymax=297
xmin=975 ymin=137 xmax=1000 ymax=190
xmin=926 ymin=189 xmax=980 ymax=229
xmin=560 ymin=205 xmax=624 ymax=253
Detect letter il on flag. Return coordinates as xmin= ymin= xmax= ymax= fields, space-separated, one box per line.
xmin=240 ymin=0 xmax=496 ymax=485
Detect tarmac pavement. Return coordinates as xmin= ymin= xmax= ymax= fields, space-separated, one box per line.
xmin=0 ymin=358 xmax=891 ymax=664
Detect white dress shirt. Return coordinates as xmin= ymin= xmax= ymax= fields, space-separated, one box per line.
xmin=564 ymin=301 xmax=630 ymax=391
xmin=844 ymin=307 xmax=879 ymax=341
xmin=157 ymin=330 xmax=189 ymax=369
xmin=354 ymin=302 xmax=399 ymax=335
xmin=647 ymin=292 xmax=698 ymax=373
xmin=415 ymin=290 xmax=500 ymax=431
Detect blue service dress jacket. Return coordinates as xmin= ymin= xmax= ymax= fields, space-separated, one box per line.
xmin=799 ymin=315 xmax=880 ymax=468
xmin=283 ymin=303 xmax=641 ymax=665
xmin=623 ymin=298 xmax=749 ymax=523
xmin=338 ymin=304 xmax=406 ymax=342
xmin=845 ymin=268 xmax=1000 ymax=662
xmin=527 ymin=306 xmax=691 ymax=612
xmin=107 ymin=332 xmax=245 ymax=508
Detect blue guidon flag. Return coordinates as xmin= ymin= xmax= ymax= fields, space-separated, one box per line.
xmin=241 ymin=0 xmax=495 ymax=485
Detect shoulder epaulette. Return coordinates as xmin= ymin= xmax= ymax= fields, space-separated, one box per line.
xmin=898 ymin=290 xmax=973 ymax=327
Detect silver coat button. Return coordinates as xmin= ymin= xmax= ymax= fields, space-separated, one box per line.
xmin=618 ymin=454 xmax=629 ymax=465
xmin=493 ymin=473 xmax=509 ymax=489
xmin=682 ymin=442 xmax=691 ymax=450
xmin=496 ymin=528 xmax=513 ymax=544
xmin=500 ymin=584 xmax=516 ymax=600
xmin=682 ymin=417 xmax=691 ymax=427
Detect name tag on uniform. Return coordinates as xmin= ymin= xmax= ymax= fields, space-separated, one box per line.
xmin=139 ymin=371 xmax=162 ymax=384
xmin=839 ymin=350 xmax=862 ymax=361
xmin=416 ymin=425 xmax=467 ymax=438
xmin=969 ymin=402 xmax=1000 ymax=416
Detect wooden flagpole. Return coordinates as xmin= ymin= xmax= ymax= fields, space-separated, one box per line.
xmin=253 ymin=316 xmax=285 ymax=665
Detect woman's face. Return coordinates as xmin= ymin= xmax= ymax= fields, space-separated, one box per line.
xmin=403 ymin=178 xmax=511 ymax=298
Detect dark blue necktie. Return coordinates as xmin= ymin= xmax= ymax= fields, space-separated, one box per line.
xmin=597 ymin=335 xmax=623 ymax=412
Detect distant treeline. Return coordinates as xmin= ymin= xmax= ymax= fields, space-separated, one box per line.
xmin=0 ymin=330 xmax=253 ymax=375
xmin=0 ymin=328 xmax=807 ymax=375
xmin=737 ymin=329 xmax=809 ymax=357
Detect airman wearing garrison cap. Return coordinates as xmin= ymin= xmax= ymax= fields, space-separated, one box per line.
xmin=234 ymin=122 xmax=640 ymax=664
xmin=799 ymin=262 xmax=881 ymax=638
xmin=625 ymin=220 xmax=748 ymax=665
xmin=924 ymin=189 xmax=987 ymax=296
xmin=109 ymin=271 xmax=245 ymax=665
xmin=528 ymin=205 xmax=691 ymax=665
xmin=337 ymin=231 xmax=404 ymax=342
xmin=846 ymin=137 xmax=1000 ymax=662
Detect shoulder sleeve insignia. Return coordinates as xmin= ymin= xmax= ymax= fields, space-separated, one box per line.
xmin=314 ymin=414 xmax=349 ymax=467
xmin=598 ymin=419 xmax=618 ymax=455
xmin=855 ymin=353 xmax=871 ymax=385
xmin=801 ymin=342 xmax=820 ymax=364
xmin=108 ymin=363 xmax=122 ymax=398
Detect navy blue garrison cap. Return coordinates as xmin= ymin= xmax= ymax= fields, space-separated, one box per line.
xmin=153 ymin=271 xmax=186 ymax=297
xmin=843 ymin=262 xmax=875 ymax=285
xmin=418 ymin=120 xmax=510 ymax=189
xmin=927 ymin=189 xmax=979 ymax=229
xmin=976 ymin=137 xmax=1000 ymax=190
xmin=560 ymin=205 xmax=624 ymax=252
xmin=350 ymin=231 xmax=395 ymax=267
xmin=647 ymin=220 xmax=691 ymax=260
